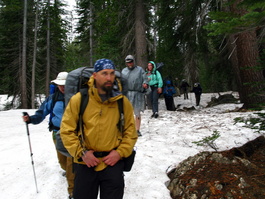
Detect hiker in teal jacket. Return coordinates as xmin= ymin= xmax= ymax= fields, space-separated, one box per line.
xmin=146 ymin=61 xmax=163 ymax=118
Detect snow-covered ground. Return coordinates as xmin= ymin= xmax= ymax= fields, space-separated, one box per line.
xmin=0 ymin=92 xmax=263 ymax=199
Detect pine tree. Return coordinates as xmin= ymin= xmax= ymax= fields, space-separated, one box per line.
xmin=205 ymin=0 xmax=265 ymax=109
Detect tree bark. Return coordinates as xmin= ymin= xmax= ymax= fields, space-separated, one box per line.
xmin=32 ymin=1 xmax=39 ymax=109
xmin=235 ymin=31 xmax=265 ymax=109
xmin=135 ymin=0 xmax=148 ymax=68
xmin=228 ymin=0 xmax=265 ymax=109
xmin=21 ymin=0 xmax=28 ymax=108
xmin=46 ymin=0 xmax=51 ymax=97
xmin=227 ymin=35 xmax=242 ymax=96
xmin=89 ymin=2 xmax=93 ymax=67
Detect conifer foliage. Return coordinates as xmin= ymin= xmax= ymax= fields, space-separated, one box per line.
xmin=0 ymin=0 xmax=264 ymax=109
xmin=0 ymin=0 xmax=68 ymax=108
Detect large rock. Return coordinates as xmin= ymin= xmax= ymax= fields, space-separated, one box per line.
xmin=167 ymin=136 xmax=265 ymax=199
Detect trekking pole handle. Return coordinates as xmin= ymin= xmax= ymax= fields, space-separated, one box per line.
xmin=22 ymin=112 xmax=30 ymax=135
xmin=22 ymin=112 xmax=30 ymax=124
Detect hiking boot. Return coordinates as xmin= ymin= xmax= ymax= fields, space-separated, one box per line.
xmin=154 ymin=112 xmax=159 ymax=118
xmin=137 ymin=130 xmax=142 ymax=137
xmin=151 ymin=113 xmax=155 ymax=118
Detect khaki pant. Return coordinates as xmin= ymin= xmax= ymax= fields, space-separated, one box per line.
xmin=53 ymin=133 xmax=75 ymax=195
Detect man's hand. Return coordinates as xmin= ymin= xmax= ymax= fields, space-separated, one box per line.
xmin=82 ymin=150 xmax=100 ymax=168
xmin=143 ymin=83 xmax=148 ymax=89
xmin=102 ymin=150 xmax=121 ymax=166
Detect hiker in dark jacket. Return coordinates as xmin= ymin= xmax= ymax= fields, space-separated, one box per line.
xmin=173 ymin=77 xmax=181 ymax=96
xmin=180 ymin=79 xmax=190 ymax=100
xmin=192 ymin=82 xmax=202 ymax=106
xmin=22 ymin=72 xmax=75 ymax=199
xmin=163 ymin=80 xmax=176 ymax=111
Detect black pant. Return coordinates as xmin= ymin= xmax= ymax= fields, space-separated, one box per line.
xmin=195 ymin=94 xmax=201 ymax=106
xmin=164 ymin=97 xmax=175 ymax=111
xmin=73 ymin=161 xmax=124 ymax=199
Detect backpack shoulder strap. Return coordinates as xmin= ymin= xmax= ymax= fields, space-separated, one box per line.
xmin=79 ymin=88 xmax=89 ymax=116
xmin=78 ymin=88 xmax=89 ymax=153
xmin=117 ymin=97 xmax=124 ymax=133
xmin=51 ymin=88 xmax=60 ymax=109
xmin=78 ymin=87 xmax=89 ymax=131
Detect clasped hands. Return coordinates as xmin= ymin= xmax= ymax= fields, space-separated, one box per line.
xmin=82 ymin=150 xmax=121 ymax=168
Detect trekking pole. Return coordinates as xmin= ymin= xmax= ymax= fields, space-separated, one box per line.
xmin=22 ymin=112 xmax=39 ymax=193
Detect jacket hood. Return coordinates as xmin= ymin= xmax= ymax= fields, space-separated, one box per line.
xmin=149 ymin=61 xmax=157 ymax=73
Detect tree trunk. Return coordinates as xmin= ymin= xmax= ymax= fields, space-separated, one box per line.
xmin=228 ymin=0 xmax=265 ymax=109
xmin=89 ymin=2 xmax=93 ymax=67
xmin=21 ymin=0 xmax=28 ymax=108
xmin=46 ymin=0 xmax=51 ymax=97
xmin=135 ymin=0 xmax=148 ymax=68
xmin=236 ymin=31 xmax=265 ymax=109
xmin=227 ymin=35 xmax=242 ymax=96
xmin=32 ymin=1 xmax=39 ymax=109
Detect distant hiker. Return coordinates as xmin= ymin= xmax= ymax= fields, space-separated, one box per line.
xmin=180 ymin=79 xmax=190 ymax=100
xmin=146 ymin=61 xmax=163 ymax=118
xmin=163 ymin=80 xmax=176 ymax=111
xmin=174 ymin=77 xmax=181 ymax=97
xmin=192 ymin=82 xmax=202 ymax=106
xmin=22 ymin=72 xmax=75 ymax=199
xmin=60 ymin=58 xmax=138 ymax=199
xmin=122 ymin=55 xmax=149 ymax=136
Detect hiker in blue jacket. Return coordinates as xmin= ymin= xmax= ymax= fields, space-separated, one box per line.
xmin=22 ymin=72 xmax=75 ymax=199
xmin=163 ymin=80 xmax=176 ymax=111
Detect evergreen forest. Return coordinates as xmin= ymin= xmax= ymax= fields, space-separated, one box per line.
xmin=0 ymin=0 xmax=264 ymax=109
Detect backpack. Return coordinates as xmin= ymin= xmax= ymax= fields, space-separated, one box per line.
xmin=49 ymin=83 xmax=56 ymax=95
xmin=156 ymin=62 xmax=164 ymax=73
xmin=64 ymin=67 xmax=128 ymax=105
xmin=64 ymin=66 xmax=126 ymax=131
xmin=56 ymin=67 xmax=127 ymax=157
xmin=48 ymin=87 xmax=64 ymax=132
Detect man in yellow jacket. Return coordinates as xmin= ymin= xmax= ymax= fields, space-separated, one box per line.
xmin=60 ymin=58 xmax=138 ymax=199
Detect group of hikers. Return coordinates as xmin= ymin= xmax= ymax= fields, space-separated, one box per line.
xmin=21 ymin=55 xmax=202 ymax=199
xmin=162 ymin=78 xmax=203 ymax=111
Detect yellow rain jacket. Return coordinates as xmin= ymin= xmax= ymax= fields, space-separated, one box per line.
xmin=60 ymin=76 xmax=138 ymax=171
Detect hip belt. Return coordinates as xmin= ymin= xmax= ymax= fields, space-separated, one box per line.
xmin=93 ymin=151 xmax=110 ymax=157
xmin=93 ymin=148 xmax=117 ymax=157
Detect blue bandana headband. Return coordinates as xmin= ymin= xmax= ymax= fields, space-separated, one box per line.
xmin=94 ymin=58 xmax=115 ymax=72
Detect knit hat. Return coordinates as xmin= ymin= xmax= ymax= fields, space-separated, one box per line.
xmin=50 ymin=72 xmax=68 ymax=85
xmin=94 ymin=58 xmax=115 ymax=72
